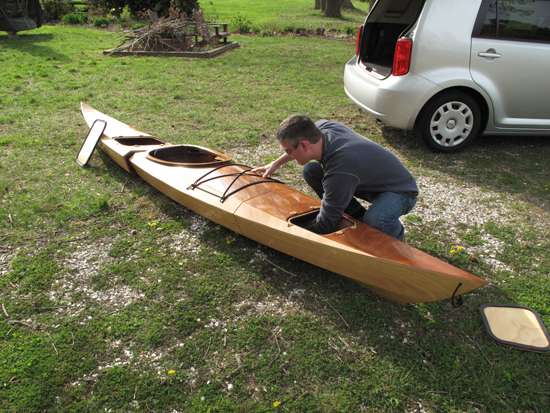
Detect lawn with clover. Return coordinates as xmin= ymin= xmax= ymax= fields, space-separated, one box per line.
xmin=0 ymin=24 xmax=549 ymax=412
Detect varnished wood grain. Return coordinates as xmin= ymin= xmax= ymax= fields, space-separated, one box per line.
xmin=80 ymin=103 xmax=488 ymax=304
xmin=483 ymin=306 xmax=550 ymax=349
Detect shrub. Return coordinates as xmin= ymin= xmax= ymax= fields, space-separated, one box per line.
xmin=283 ymin=25 xmax=295 ymax=33
xmin=62 ymin=12 xmax=88 ymax=25
xmin=91 ymin=0 xmax=199 ymax=17
xmin=93 ymin=17 xmax=113 ymax=27
xmin=116 ymin=5 xmax=132 ymax=24
xmin=131 ymin=22 xmax=145 ymax=30
xmin=91 ymin=0 xmax=125 ymax=16
xmin=231 ymin=14 xmax=253 ymax=34
xmin=40 ymin=0 xmax=75 ymax=21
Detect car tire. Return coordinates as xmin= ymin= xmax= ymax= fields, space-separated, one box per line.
xmin=415 ymin=91 xmax=483 ymax=152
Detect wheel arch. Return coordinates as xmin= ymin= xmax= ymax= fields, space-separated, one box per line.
xmin=414 ymin=86 xmax=490 ymax=133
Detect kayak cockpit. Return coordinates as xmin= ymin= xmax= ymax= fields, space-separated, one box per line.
xmin=114 ymin=136 xmax=165 ymax=146
xmin=147 ymin=145 xmax=231 ymax=167
xmin=289 ymin=209 xmax=356 ymax=234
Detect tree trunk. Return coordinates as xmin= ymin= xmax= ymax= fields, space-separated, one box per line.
xmin=324 ymin=0 xmax=343 ymax=17
xmin=342 ymin=0 xmax=356 ymax=9
xmin=314 ymin=0 xmax=321 ymax=10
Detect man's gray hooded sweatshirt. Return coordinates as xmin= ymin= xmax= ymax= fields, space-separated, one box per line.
xmin=310 ymin=120 xmax=418 ymax=234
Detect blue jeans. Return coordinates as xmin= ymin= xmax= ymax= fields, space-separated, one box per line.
xmin=303 ymin=162 xmax=416 ymax=240
xmin=362 ymin=192 xmax=416 ymax=240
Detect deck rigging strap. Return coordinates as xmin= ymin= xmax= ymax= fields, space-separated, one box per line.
xmin=187 ymin=162 xmax=285 ymax=203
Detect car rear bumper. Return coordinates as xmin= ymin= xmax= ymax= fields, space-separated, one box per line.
xmin=344 ymin=56 xmax=438 ymax=130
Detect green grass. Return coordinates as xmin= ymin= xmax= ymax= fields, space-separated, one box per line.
xmin=202 ymin=0 xmax=370 ymax=33
xmin=0 ymin=25 xmax=549 ymax=412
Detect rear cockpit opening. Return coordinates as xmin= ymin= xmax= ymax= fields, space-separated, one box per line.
xmin=114 ymin=136 xmax=165 ymax=146
xmin=147 ymin=145 xmax=231 ymax=167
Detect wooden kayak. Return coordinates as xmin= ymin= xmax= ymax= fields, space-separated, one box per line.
xmin=80 ymin=103 xmax=487 ymax=304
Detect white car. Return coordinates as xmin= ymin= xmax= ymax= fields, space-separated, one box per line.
xmin=344 ymin=0 xmax=550 ymax=151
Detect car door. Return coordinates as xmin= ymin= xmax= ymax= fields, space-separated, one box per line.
xmin=470 ymin=0 xmax=550 ymax=130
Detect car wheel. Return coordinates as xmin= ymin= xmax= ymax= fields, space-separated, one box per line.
xmin=415 ymin=91 xmax=483 ymax=152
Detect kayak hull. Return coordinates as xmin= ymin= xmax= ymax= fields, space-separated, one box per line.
xmin=80 ymin=102 xmax=487 ymax=304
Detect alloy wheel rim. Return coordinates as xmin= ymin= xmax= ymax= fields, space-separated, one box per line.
xmin=429 ymin=101 xmax=474 ymax=147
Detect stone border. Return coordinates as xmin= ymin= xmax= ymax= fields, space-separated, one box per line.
xmin=103 ymin=41 xmax=239 ymax=58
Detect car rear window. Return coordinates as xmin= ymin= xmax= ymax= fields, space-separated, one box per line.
xmin=476 ymin=0 xmax=550 ymax=42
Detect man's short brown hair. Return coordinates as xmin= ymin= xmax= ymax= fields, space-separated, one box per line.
xmin=276 ymin=115 xmax=323 ymax=146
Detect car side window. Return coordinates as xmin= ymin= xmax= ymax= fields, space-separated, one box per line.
xmin=476 ymin=0 xmax=550 ymax=42
xmin=479 ymin=0 xmax=498 ymax=37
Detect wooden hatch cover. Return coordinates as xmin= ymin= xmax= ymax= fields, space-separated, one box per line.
xmin=76 ymin=120 xmax=107 ymax=167
xmin=480 ymin=305 xmax=550 ymax=353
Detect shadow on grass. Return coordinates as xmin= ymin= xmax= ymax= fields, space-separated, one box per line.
xmin=199 ymin=225 xmax=547 ymax=410
xmin=381 ymin=127 xmax=550 ymax=212
xmin=229 ymin=243 xmax=547 ymax=411
xmin=0 ymin=33 xmax=69 ymax=61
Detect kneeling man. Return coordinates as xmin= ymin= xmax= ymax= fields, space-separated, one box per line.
xmin=253 ymin=115 xmax=418 ymax=240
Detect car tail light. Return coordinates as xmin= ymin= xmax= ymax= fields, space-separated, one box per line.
xmin=392 ymin=38 xmax=413 ymax=76
xmin=355 ymin=25 xmax=363 ymax=56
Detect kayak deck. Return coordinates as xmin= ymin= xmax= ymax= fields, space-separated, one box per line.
xmin=81 ymin=102 xmax=487 ymax=304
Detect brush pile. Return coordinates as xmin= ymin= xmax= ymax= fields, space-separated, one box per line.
xmin=110 ymin=7 xmax=219 ymax=53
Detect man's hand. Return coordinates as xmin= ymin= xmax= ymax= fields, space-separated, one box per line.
xmin=251 ymin=153 xmax=292 ymax=178
xmin=251 ymin=161 xmax=279 ymax=178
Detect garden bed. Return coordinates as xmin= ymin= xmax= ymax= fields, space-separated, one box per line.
xmin=104 ymin=40 xmax=239 ymax=58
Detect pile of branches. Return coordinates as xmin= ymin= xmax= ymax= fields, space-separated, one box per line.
xmin=110 ymin=7 xmax=218 ymax=53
